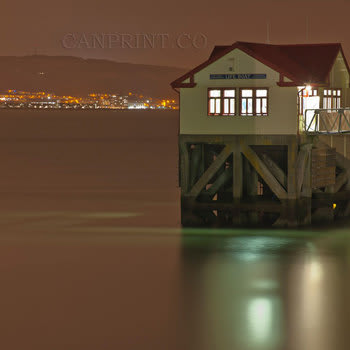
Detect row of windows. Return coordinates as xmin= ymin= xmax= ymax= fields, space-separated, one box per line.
xmin=209 ymin=87 xmax=343 ymax=117
xmin=323 ymin=89 xmax=342 ymax=109
xmin=208 ymin=88 xmax=268 ymax=116
xmin=297 ymin=88 xmax=342 ymax=115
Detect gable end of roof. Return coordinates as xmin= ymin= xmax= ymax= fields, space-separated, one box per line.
xmin=171 ymin=41 xmax=350 ymax=89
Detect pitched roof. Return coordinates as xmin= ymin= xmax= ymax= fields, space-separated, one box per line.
xmin=171 ymin=41 xmax=350 ymax=88
xmin=208 ymin=45 xmax=230 ymax=60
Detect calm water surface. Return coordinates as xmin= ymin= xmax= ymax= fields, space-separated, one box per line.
xmin=0 ymin=109 xmax=349 ymax=350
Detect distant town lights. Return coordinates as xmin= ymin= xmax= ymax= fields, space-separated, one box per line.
xmin=0 ymin=90 xmax=178 ymax=110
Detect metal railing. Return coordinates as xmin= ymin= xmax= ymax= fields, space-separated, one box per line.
xmin=302 ymin=108 xmax=350 ymax=134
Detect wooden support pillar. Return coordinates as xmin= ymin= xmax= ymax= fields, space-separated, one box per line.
xmin=189 ymin=145 xmax=202 ymax=188
xmin=273 ymin=198 xmax=311 ymax=227
xmin=206 ymin=167 xmax=232 ymax=198
xmin=260 ymin=153 xmax=287 ymax=188
xmin=180 ymin=134 xmax=350 ymax=227
xmin=244 ymin=157 xmax=258 ymax=196
xmin=312 ymin=206 xmax=334 ymax=224
xmin=299 ymin=146 xmax=313 ymax=224
xmin=233 ymin=148 xmax=243 ymax=200
xmin=232 ymin=147 xmax=243 ymax=225
xmin=334 ymin=170 xmax=350 ymax=218
xmin=288 ymin=138 xmax=298 ymax=199
xmin=243 ymin=157 xmax=259 ymax=224
xmin=326 ymin=170 xmax=348 ymax=194
xmin=301 ymin=198 xmax=312 ymax=225
xmin=340 ymin=152 xmax=350 ymax=215
xmin=342 ymin=170 xmax=350 ymax=217
xmin=189 ymin=144 xmax=233 ymax=198
xmin=199 ymin=144 xmax=205 ymax=179
xmin=241 ymin=144 xmax=287 ymax=200
xmin=296 ymin=144 xmax=311 ymax=196
xmin=301 ymin=145 xmax=312 ymax=198
xmin=275 ymin=199 xmax=311 ymax=227
xmin=180 ymin=141 xmax=190 ymax=195
xmin=273 ymin=200 xmax=297 ymax=227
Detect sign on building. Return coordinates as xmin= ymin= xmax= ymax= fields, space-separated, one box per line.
xmin=209 ymin=74 xmax=267 ymax=80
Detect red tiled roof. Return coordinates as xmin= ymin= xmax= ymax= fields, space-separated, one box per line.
xmin=171 ymin=41 xmax=350 ymax=88
xmin=208 ymin=45 xmax=230 ymax=60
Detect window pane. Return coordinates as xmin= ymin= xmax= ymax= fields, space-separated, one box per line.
xmin=224 ymin=89 xmax=235 ymax=97
xmin=216 ymin=99 xmax=221 ymax=113
xmin=224 ymin=99 xmax=229 ymax=114
xmin=209 ymin=89 xmax=221 ymax=98
xmin=209 ymin=99 xmax=215 ymax=113
xmin=239 ymin=89 xmax=268 ymax=115
xmin=242 ymin=99 xmax=247 ymax=114
xmin=333 ymin=90 xmax=337 ymax=96
xmin=256 ymin=98 xmax=261 ymax=114
xmin=230 ymin=99 xmax=235 ymax=114
xmin=247 ymin=99 xmax=253 ymax=114
xmin=338 ymin=90 xmax=341 ymax=96
xmin=256 ymin=89 xmax=267 ymax=97
xmin=242 ymin=89 xmax=253 ymax=97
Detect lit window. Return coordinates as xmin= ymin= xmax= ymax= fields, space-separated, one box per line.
xmin=208 ymin=88 xmax=236 ymax=116
xmin=242 ymin=89 xmax=253 ymax=97
xmin=323 ymin=89 xmax=341 ymax=109
xmin=224 ymin=90 xmax=235 ymax=97
xmin=298 ymin=87 xmax=319 ymax=115
xmin=208 ymin=89 xmax=221 ymax=115
xmin=256 ymin=89 xmax=267 ymax=97
xmin=240 ymin=88 xmax=268 ymax=116
xmin=209 ymin=89 xmax=221 ymax=98
xmin=223 ymin=89 xmax=235 ymax=115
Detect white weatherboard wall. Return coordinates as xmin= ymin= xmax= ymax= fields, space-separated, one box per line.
xmin=180 ymin=49 xmax=298 ymax=135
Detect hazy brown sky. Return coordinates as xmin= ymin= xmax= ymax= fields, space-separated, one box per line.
xmin=2 ymin=0 xmax=350 ymax=68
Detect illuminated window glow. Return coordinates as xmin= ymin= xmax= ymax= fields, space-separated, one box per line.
xmin=323 ymin=89 xmax=341 ymax=109
xmin=240 ymin=88 xmax=268 ymax=116
xmin=208 ymin=88 xmax=235 ymax=116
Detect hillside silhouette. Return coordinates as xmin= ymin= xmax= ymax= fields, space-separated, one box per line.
xmin=0 ymin=55 xmax=187 ymax=98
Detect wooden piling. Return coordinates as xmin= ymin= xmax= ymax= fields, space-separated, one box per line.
xmin=179 ymin=134 xmax=350 ymax=227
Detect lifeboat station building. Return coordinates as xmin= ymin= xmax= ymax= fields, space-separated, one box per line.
xmin=171 ymin=41 xmax=350 ymax=227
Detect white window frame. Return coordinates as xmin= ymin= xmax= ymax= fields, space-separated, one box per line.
xmin=208 ymin=88 xmax=236 ymax=116
xmin=239 ymin=88 xmax=269 ymax=116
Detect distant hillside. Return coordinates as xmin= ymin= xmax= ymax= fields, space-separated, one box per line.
xmin=0 ymin=55 xmax=188 ymax=99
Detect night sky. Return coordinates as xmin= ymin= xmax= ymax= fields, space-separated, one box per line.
xmin=2 ymin=0 xmax=350 ymax=68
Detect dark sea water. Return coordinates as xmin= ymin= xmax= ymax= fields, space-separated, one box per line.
xmin=0 ymin=109 xmax=350 ymax=350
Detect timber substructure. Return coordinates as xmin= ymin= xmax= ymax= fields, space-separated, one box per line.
xmin=179 ymin=134 xmax=350 ymax=228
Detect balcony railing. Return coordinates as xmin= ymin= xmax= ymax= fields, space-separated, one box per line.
xmin=301 ymin=108 xmax=350 ymax=134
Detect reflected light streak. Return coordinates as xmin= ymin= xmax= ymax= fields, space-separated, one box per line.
xmin=309 ymin=259 xmax=323 ymax=283
xmin=248 ymin=298 xmax=273 ymax=343
xmin=243 ymin=295 xmax=283 ymax=349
